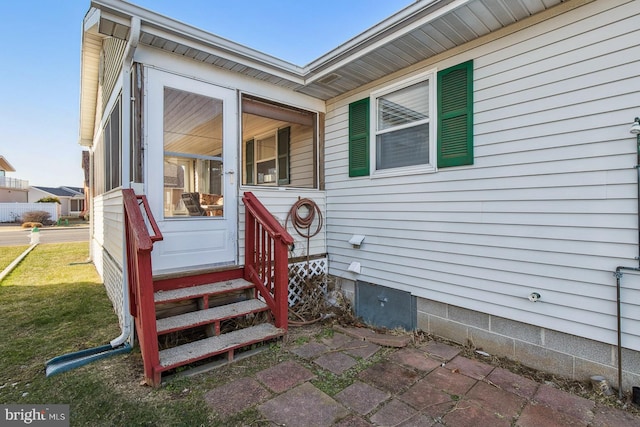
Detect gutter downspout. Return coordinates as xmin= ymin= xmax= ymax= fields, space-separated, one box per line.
xmin=45 ymin=17 xmax=142 ymax=377
xmin=613 ymin=267 xmax=636 ymax=400
xmin=111 ymin=15 xmax=141 ymax=348
xmin=613 ymin=121 xmax=640 ymax=399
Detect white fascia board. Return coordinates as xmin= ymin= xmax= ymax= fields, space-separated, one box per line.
xmin=79 ymin=8 xmax=103 ymax=147
xmin=79 ymin=138 xmax=94 ymax=148
xmin=92 ymin=0 xmax=305 ymax=84
xmin=138 ymin=24 xmax=306 ymax=85
xmin=83 ymin=6 xmax=101 ymax=33
xmin=303 ymin=0 xmax=471 ymax=83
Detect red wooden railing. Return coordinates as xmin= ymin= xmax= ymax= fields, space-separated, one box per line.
xmin=122 ymin=188 xmax=163 ymax=386
xmin=123 ymin=189 xmax=289 ymax=385
xmin=242 ymin=192 xmax=294 ymax=330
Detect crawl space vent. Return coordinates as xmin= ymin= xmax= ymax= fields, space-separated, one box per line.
xmin=355 ymin=281 xmax=416 ymax=330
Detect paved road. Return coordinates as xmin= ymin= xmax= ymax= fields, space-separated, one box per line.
xmin=0 ymin=226 xmax=89 ymax=246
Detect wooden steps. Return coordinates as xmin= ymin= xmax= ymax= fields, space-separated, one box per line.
xmin=150 ymin=272 xmax=284 ymax=380
xmin=154 ymin=278 xmax=254 ymax=304
xmin=124 ymin=190 xmax=291 ymax=387
xmin=156 ymin=299 xmax=269 ymax=334
xmin=159 ymin=323 xmax=283 ymax=370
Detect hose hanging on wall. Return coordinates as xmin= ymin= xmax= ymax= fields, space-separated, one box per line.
xmin=286 ymin=197 xmax=323 ymax=263
xmin=286 ymin=197 xmax=324 ymax=326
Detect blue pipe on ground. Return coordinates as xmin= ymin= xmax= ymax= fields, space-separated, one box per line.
xmin=45 ymin=343 xmax=132 ymax=377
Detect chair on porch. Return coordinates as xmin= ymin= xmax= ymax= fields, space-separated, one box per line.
xmin=180 ymin=192 xmax=206 ymax=216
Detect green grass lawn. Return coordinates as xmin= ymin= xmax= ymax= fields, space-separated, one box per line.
xmin=0 ymin=243 xmax=221 ymax=426
xmin=0 ymin=245 xmax=29 ymax=272
xmin=0 ymin=242 xmax=352 ymax=426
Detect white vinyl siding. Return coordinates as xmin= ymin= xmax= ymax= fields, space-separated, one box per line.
xmin=325 ymin=0 xmax=640 ymax=351
xmin=101 ymin=37 xmax=127 ymax=113
xmin=289 ymin=124 xmax=315 ymax=188
xmin=93 ymin=190 xmax=124 ymax=270
xmin=238 ymin=188 xmax=326 ymax=266
xmin=92 ymin=191 xmax=126 ymax=328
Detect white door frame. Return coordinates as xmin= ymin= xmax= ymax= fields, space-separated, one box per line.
xmin=145 ymin=68 xmax=238 ymax=274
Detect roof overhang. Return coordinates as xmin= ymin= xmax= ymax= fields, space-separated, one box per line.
xmin=0 ymin=156 xmax=16 ymax=172
xmin=79 ymin=0 xmax=577 ymax=145
xmin=79 ymin=7 xmax=103 ymax=147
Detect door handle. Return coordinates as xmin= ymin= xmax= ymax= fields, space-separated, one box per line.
xmin=225 ymin=170 xmax=235 ymax=185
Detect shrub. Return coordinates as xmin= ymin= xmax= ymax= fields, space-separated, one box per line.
xmin=22 ymin=210 xmax=51 ymax=224
xmin=21 ymin=222 xmax=43 ymax=229
xmin=37 ymin=197 xmax=61 ymax=204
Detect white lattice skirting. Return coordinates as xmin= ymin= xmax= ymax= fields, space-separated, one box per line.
xmin=105 ymin=256 xmax=327 ymax=318
xmin=288 ymin=258 xmax=327 ymax=307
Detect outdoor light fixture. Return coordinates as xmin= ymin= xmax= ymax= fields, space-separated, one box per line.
xmin=630 ymin=117 xmax=640 ymax=135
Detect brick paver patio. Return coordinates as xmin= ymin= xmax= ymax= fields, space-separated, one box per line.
xmin=202 ymin=327 xmax=640 ymax=426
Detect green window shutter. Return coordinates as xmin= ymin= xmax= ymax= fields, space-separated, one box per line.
xmin=277 ymin=126 xmax=290 ymax=185
xmin=245 ymin=139 xmax=254 ymax=185
xmin=349 ymin=98 xmax=370 ymax=177
xmin=437 ymin=60 xmax=473 ymax=168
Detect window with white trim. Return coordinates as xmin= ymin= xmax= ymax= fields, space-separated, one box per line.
xmin=349 ymin=60 xmax=474 ymax=177
xmin=372 ymin=74 xmax=434 ymax=172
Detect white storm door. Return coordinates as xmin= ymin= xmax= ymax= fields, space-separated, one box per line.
xmin=146 ymin=69 xmax=238 ymax=273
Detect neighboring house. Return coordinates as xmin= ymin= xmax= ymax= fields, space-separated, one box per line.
xmin=82 ymin=151 xmax=90 ymax=218
xmin=79 ymin=0 xmax=640 ymax=389
xmin=28 ymin=186 xmax=85 ymax=217
xmin=0 ymin=155 xmax=28 ymax=202
xmin=0 ymin=157 xmax=60 ymax=222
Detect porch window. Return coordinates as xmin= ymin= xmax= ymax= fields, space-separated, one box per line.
xmin=163 ymin=87 xmax=224 ymax=218
xmin=106 ymin=100 xmax=122 ymax=191
xmin=254 ymin=133 xmax=277 ymax=184
xmin=242 ymin=95 xmax=316 ymax=188
xmin=95 ymin=97 xmax=122 ymax=195
xmin=245 ymin=127 xmax=290 ymax=185
xmin=70 ymin=199 xmax=85 ymax=212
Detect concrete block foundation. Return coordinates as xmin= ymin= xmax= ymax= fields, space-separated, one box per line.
xmin=336 ymin=277 xmax=640 ymax=393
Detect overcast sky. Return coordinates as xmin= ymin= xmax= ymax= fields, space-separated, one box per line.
xmin=0 ymin=0 xmax=413 ymax=188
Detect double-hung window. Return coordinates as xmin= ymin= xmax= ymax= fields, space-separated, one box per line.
xmin=373 ymin=75 xmax=433 ymax=173
xmin=349 ymin=60 xmax=473 ymax=177
xmin=245 ymin=127 xmax=290 ymax=186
